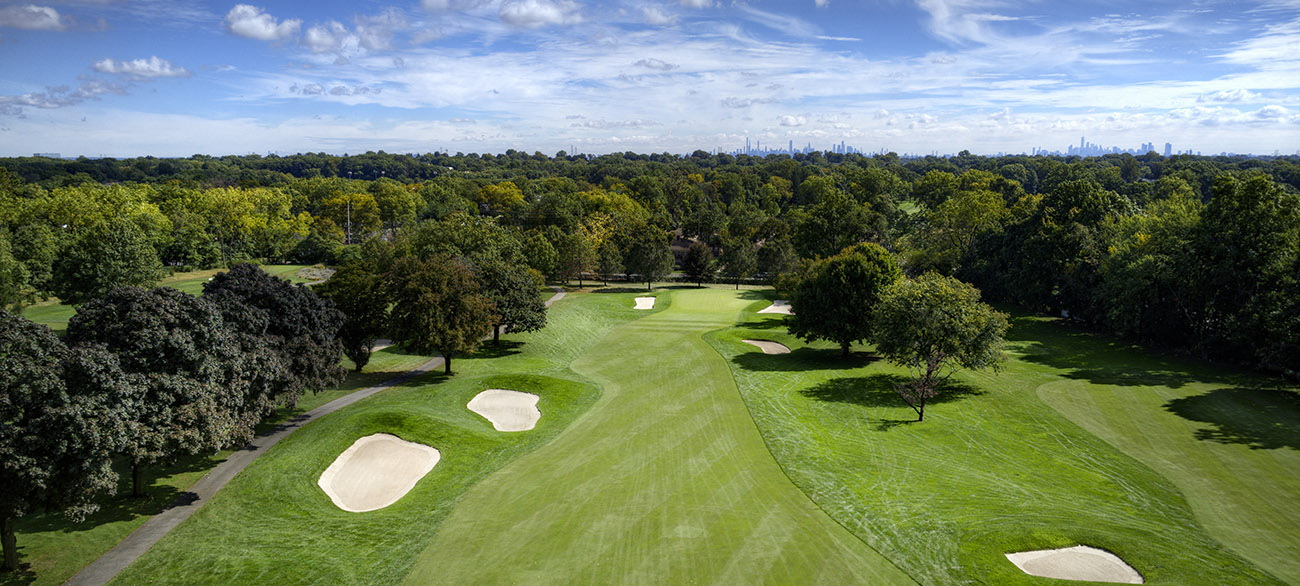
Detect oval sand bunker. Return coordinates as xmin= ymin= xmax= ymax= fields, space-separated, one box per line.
xmin=1006 ymin=546 xmax=1143 ymax=584
xmin=743 ymin=339 xmax=791 ymax=354
xmin=318 ymin=433 xmax=440 ymax=513
xmin=634 ymin=297 xmax=656 ymax=310
xmin=757 ymin=299 xmax=793 ymax=314
xmin=468 ymin=389 xmax=541 ymax=432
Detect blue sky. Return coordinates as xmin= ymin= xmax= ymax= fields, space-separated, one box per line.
xmin=1 ymin=0 xmax=1298 ymax=157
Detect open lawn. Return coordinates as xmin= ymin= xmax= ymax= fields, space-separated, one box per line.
xmin=707 ymin=291 xmax=1299 ymax=585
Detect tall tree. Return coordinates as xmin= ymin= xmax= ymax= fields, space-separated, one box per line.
xmin=681 ymin=241 xmax=716 ymax=287
xmin=315 ymin=261 xmax=389 ymax=372
xmin=65 ymin=287 xmax=249 ymax=497
xmin=719 ymin=238 xmax=757 ymax=289
xmin=476 ymin=259 xmax=547 ymax=344
xmin=596 ymin=240 xmax=624 ymax=285
xmin=203 ymin=263 xmax=346 ymax=409
xmin=386 ymin=255 xmax=495 ymax=375
xmin=871 ymin=273 xmax=1009 ymax=421
xmin=623 ymin=224 xmax=674 ymax=291
xmin=1 ymin=313 xmax=120 ymax=571
xmin=51 ymin=220 xmax=163 ymax=306
xmin=787 ymin=243 xmax=902 ymax=357
xmin=0 ymin=233 xmax=29 ymax=312
xmin=553 ymin=230 xmax=596 ymax=287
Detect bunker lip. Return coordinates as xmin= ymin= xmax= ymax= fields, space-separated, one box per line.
xmin=468 ymin=389 xmax=541 ymax=432
xmin=757 ymin=300 xmax=793 ymax=314
xmin=742 ymin=339 xmax=791 ymax=355
xmin=634 ymin=297 xmax=656 ymax=310
xmin=1005 ymin=545 xmax=1143 ymax=584
xmin=318 ymin=433 xmax=440 ymax=513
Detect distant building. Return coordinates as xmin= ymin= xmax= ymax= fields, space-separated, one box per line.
xmin=33 ymin=153 xmax=61 ymax=158
xmin=1164 ymin=142 xmax=1172 ymax=157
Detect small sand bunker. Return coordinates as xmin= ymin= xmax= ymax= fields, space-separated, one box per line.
xmin=318 ymin=433 xmax=440 ymax=513
xmin=1006 ymin=546 xmax=1143 ymax=584
xmin=743 ymin=339 xmax=791 ymax=355
xmin=468 ymin=389 xmax=541 ymax=432
xmin=634 ymin=297 xmax=656 ymax=310
xmin=757 ymin=300 xmax=793 ymax=315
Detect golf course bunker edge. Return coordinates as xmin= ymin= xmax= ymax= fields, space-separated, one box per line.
xmin=757 ymin=299 xmax=793 ymax=314
xmin=742 ymin=339 xmax=791 ymax=354
xmin=634 ymin=296 xmax=656 ymax=310
xmin=467 ymin=389 xmax=541 ymax=432
xmin=1006 ymin=545 xmax=1143 ymax=584
xmin=318 ymin=433 xmax=441 ymax=513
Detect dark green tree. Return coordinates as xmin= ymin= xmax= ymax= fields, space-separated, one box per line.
xmin=681 ymin=241 xmax=716 ymax=287
xmin=623 ymin=224 xmax=674 ymax=291
xmin=0 ymin=233 xmax=29 ymax=312
xmin=757 ymin=236 xmax=797 ymax=284
xmin=871 ymin=273 xmax=1009 ymax=421
xmin=477 ymin=259 xmax=547 ymax=344
xmin=596 ymin=240 xmax=623 ymax=285
xmin=719 ymin=238 xmax=758 ymax=289
xmin=787 ymin=243 xmax=902 ymax=357
xmin=52 ymin=220 xmax=163 ymax=305
xmin=386 ymin=255 xmax=496 ymax=375
xmin=315 ymin=261 xmax=389 ymax=372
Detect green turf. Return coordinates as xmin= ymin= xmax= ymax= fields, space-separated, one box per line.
xmin=402 ymin=287 xmax=915 ymax=585
xmin=106 ymin=290 xmax=649 ymax=585
xmin=706 ymin=293 xmax=1297 ymax=585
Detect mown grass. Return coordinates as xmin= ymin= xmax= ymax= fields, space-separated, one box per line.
xmin=707 ymin=291 xmax=1299 ymax=585
xmin=107 ymin=290 xmax=646 ymax=585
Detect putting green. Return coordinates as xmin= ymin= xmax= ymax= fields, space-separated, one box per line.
xmin=403 ymin=288 xmax=915 ymax=585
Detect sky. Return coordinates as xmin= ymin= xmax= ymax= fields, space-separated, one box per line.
xmin=0 ymin=0 xmax=1298 ymax=157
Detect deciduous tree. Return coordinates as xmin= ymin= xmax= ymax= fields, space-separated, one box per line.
xmin=315 ymin=261 xmax=389 ymax=372
xmin=787 ymin=243 xmax=901 ymax=357
xmin=682 ymin=241 xmax=716 ymax=287
xmin=386 ymin=255 xmax=495 ymax=375
xmin=52 ymin=220 xmax=163 ymax=305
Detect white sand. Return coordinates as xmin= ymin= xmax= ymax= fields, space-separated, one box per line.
xmin=468 ymin=389 xmax=541 ymax=432
xmin=372 ymin=338 xmax=394 ymax=351
xmin=634 ymin=297 xmax=656 ymax=310
xmin=318 ymin=433 xmax=440 ymax=513
xmin=1006 ymin=546 xmax=1143 ymax=584
xmin=742 ymin=339 xmax=791 ymax=355
xmin=757 ymin=300 xmax=793 ymax=315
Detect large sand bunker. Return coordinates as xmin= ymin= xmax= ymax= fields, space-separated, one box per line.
xmin=757 ymin=300 xmax=793 ymax=315
xmin=1006 ymin=546 xmax=1143 ymax=583
xmin=318 ymin=433 xmax=441 ymax=512
xmin=468 ymin=389 xmax=541 ymax=432
xmin=634 ymin=297 xmax=656 ymax=310
xmin=743 ymin=339 xmax=791 ymax=355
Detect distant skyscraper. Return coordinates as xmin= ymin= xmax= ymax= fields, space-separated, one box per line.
xmin=1164 ymin=142 xmax=1172 ymax=157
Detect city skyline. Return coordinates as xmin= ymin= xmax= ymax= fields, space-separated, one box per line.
xmin=1 ymin=1 xmax=1298 ymax=157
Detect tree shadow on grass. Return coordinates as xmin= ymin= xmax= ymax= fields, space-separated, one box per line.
xmin=799 ymin=374 xmax=984 ymax=430
xmin=732 ymin=346 xmax=878 ymax=372
xmin=1164 ymin=387 xmax=1300 ymax=450
xmin=470 ymin=340 xmax=524 ymax=360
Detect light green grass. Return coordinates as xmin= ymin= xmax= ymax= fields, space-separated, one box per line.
xmin=107 ymin=290 xmax=648 ymax=585
xmin=403 ymin=286 xmax=915 ymax=585
xmin=706 ymin=294 xmax=1297 ymax=585
xmin=2 ymin=341 xmax=427 ymax=586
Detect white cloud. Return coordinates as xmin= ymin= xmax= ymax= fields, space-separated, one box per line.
xmin=815 ymin=0 xmax=829 ymax=6
xmin=498 ymin=0 xmax=581 ymax=28
xmin=779 ymin=115 xmax=806 ymax=126
xmin=1199 ymin=89 xmax=1260 ymax=103
xmin=0 ymin=79 xmax=126 ymax=116
xmin=92 ymin=56 xmax=191 ymax=78
xmin=633 ymin=58 xmax=678 ymax=71
xmin=642 ymin=5 xmax=677 ymax=26
xmin=304 ymin=22 xmax=349 ymax=53
xmin=225 ymin=4 xmax=301 ymax=41
xmin=680 ymin=0 xmax=712 ymax=8
xmin=0 ymin=4 xmax=65 ymax=30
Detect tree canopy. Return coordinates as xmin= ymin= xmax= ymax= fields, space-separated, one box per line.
xmin=386 ymin=255 xmax=496 ymax=375
xmin=786 ymin=243 xmax=902 ymax=357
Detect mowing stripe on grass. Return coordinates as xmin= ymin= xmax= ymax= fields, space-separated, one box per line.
xmin=403 ymin=287 xmax=915 ymax=585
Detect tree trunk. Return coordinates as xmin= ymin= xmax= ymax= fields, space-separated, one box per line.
xmin=841 ymin=341 xmax=851 ymax=358
xmin=354 ymin=362 xmax=364 ymax=373
xmin=2 ymin=515 xmax=17 ymax=572
xmin=646 ymin=279 xmax=652 ymax=292
xmin=493 ymin=324 xmax=501 ymax=344
xmin=443 ymin=354 xmax=453 ymax=375
xmin=132 ymin=461 xmax=147 ymax=498
xmin=916 ymin=400 xmax=925 ymax=422
xmin=735 ymin=279 xmax=739 ymax=290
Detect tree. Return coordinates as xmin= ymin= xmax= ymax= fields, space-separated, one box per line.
xmin=0 ymin=233 xmax=30 ymax=312
xmin=623 ymin=224 xmax=673 ymax=291
xmin=757 ymin=236 xmax=797 ymax=284
xmin=52 ymin=220 xmax=163 ymax=305
xmin=203 ymin=263 xmax=346 ymax=409
xmin=719 ymin=238 xmax=757 ymax=289
xmin=65 ymin=287 xmax=249 ymax=497
xmin=790 ymin=188 xmax=885 ymax=259
xmin=553 ymin=230 xmax=596 ymax=287
xmin=596 ymin=240 xmax=623 ymax=284
xmin=315 ymin=261 xmax=389 ymax=372
xmin=871 ymin=273 xmax=1009 ymax=421
xmin=1 ymin=313 xmax=119 ymax=571
xmin=386 ymin=255 xmax=495 ymax=375
xmin=787 ymin=244 xmax=902 ymax=357
xmin=477 ymin=259 xmax=547 ymax=344
xmin=681 ymin=241 xmax=716 ymax=287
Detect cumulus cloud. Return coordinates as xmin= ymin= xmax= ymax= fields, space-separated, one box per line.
xmin=225 ymin=4 xmax=300 ymax=41
xmin=642 ymin=5 xmax=677 ymax=26
xmin=1199 ymin=89 xmax=1260 ymax=103
xmin=498 ymin=0 xmax=581 ymax=28
xmin=0 ymin=79 xmax=127 ymax=116
xmin=633 ymin=58 xmax=678 ymax=71
xmin=92 ymin=56 xmax=191 ymax=78
xmin=720 ymin=97 xmax=775 ymax=108
xmin=778 ymin=115 xmax=806 ymax=126
xmin=304 ymin=21 xmax=349 ymax=53
xmin=0 ymin=4 xmax=65 ymax=30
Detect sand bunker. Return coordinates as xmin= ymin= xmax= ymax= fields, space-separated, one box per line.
xmin=1006 ymin=546 xmax=1143 ymax=584
xmin=634 ymin=297 xmax=656 ymax=310
xmin=757 ymin=300 xmax=793 ymax=315
xmin=468 ymin=389 xmax=541 ymax=432
xmin=318 ymin=433 xmax=440 ymax=513
xmin=742 ymin=339 xmax=791 ymax=355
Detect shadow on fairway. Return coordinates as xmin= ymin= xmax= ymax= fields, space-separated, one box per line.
xmin=472 ymin=340 xmax=525 ymax=360
xmin=1164 ymin=387 xmax=1300 ymax=450
xmin=732 ymin=347 xmax=879 ymax=372
xmin=799 ymin=374 xmax=984 ymax=429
